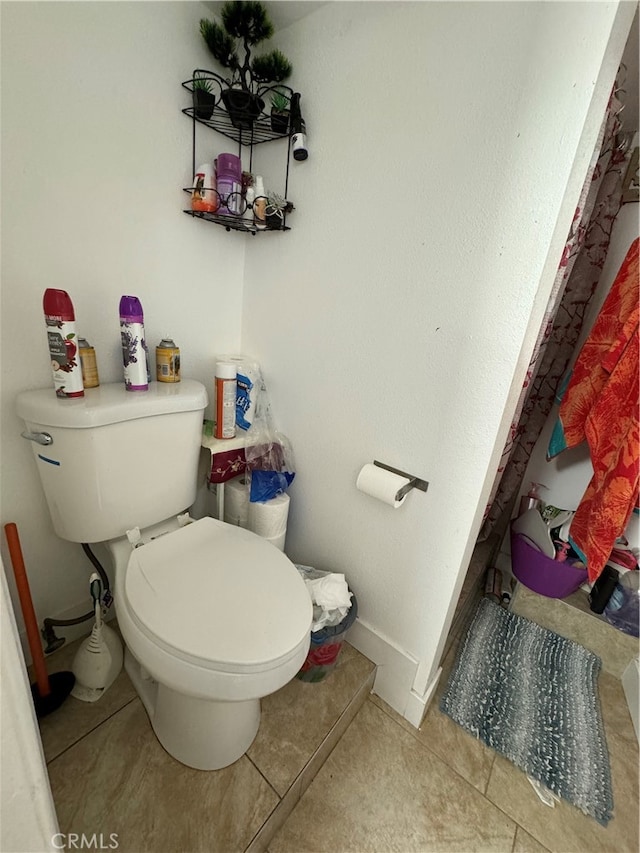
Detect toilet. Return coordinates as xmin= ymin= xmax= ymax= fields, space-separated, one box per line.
xmin=17 ymin=380 xmax=312 ymax=770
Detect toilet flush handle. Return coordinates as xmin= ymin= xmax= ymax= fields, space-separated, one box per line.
xmin=21 ymin=430 xmax=53 ymax=446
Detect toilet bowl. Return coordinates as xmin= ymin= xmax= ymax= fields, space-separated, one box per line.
xmin=109 ymin=515 xmax=312 ymax=770
xmin=16 ymin=381 xmax=312 ymax=771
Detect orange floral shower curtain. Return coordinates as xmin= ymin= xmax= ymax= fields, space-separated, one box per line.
xmin=480 ymin=87 xmax=632 ymax=540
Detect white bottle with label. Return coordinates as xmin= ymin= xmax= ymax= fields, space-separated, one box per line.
xmin=244 ymin=185 xmax=255 ymax=228
xmin=215 ymin=361 xmax=237 ymax=439
xmin=254 ymin=175 xmax=267 ymax=230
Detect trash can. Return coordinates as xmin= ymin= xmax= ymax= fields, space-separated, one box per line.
xmin=296 ymin=593 xmax=358 ymax=682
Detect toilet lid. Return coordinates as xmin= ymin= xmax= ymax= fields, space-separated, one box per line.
xmin=125 ymin=517 xmax=312 ymax=672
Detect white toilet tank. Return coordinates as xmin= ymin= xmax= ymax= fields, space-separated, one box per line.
xmin=17 ymin=381 xmax=208 ymax=543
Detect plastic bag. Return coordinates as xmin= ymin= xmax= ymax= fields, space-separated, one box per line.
xmin=295 ymin=564 xmax=353 ymax=632
xmin=216 ymin=354 xmax=262 ymax=431
xmin=243 ymin=369 xmax=295 ymax=503
xmin=213 ymin=355 xmax=296 ymax=503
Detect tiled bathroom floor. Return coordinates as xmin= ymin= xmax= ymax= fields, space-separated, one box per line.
xmin=40 ymin=627 xmax=638 ymax=853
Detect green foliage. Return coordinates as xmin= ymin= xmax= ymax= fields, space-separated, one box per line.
xmin=192 ymin=71 xmax=213 ymax=93
xmin=199 ymin=19 xmax=237 ymax=71
xmin=199 ymin=2 xmax=292 ymax=92
xmin=221 ymin=1 xmax=273 ymax=45
xmin=270 ymin=88 xmax=289 ymax=111
xmin=253 ymin=50 xmax=292 ymax=84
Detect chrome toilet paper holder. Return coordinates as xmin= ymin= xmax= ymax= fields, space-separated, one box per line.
xmin=373 ymin=460 xmax=429 ymax=502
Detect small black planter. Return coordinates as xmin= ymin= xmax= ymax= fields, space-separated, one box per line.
xmin=193 ymin=89 xmax=216 ymax=121
xmin=221 ymin=89 xmax=265 ymax=130
xmin=270 ymin=109 xmax=290 ymax=135
xmin=266 ymin=210 xmax=285 ymax=230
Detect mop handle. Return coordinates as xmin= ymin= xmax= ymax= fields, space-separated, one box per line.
xmin=4 ymin=522 xmax=51 ymax=698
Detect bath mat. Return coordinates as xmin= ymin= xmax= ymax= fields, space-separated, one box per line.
xmin=440 ymin=598 xmax=613 ymax=825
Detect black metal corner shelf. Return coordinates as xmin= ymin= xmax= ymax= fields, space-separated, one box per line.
xmin=181 ymin=71 xmax=295 ymax=236
xmin=183 ymin=208 xmax=290 ymax=234
xmin=181 ymin=106 xmax=290 ymax=147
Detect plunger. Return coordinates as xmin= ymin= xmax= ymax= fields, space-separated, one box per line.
xmin=4 ymin=522 xmax=75 ymax=717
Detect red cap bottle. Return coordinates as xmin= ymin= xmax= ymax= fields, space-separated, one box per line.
xmin=43 ymin=289 xmax=84 ymax=398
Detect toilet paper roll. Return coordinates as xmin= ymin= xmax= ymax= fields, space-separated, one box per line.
xmin=224 ymin=476 xmax=250 ymax=528
xmin=356 ymin=463 xmax=410 ymax=508
xmin=264 ymin=531 xmax=286 ymax=552
xmin=248 ymin=492 xmax=290 ymax=538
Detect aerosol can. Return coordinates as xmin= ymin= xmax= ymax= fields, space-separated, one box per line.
xmin=119 ymin=295 xmax=149 ymax=391
xmin=43 ymin=289 xmax=84 ymax=398
xmin=290 ymin=93 xmax=308 ymax=161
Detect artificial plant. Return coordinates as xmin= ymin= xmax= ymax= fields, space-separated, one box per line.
xmin=200 ymin=1 xmax=292 ymax=94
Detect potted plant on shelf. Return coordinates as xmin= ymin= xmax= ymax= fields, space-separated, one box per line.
xmin=270 ymin=88 xmax=290 ymax=134
xmin=265 ymin=191 xmax=294 ymax=230
xmin=199 ymin=1 xmax=293 ymax=130
xmin=192 ymin=71 xmax=216 ymax=120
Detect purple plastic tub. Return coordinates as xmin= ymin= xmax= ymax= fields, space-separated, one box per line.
xmin=510 ymin=526 xmax=588 ymax=599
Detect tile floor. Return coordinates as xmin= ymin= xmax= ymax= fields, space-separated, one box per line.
xmin=40 ymin=622 xmax=638 ymax=853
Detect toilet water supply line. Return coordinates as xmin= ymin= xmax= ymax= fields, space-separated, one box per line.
xmin=41 ymin=543 xmax=113 ymax=654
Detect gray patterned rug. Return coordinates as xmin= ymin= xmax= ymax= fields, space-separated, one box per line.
xmin=440 ymin=598 xmax=613 ymax=825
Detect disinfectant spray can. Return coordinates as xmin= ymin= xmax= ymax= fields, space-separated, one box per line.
xmin=43 ymin=289 xmax=84 ymax=398
xmin=156 ymin=338 xmax=181 ymax=383
xmin=215 ymin=361 xmax=237 ymax=439
xmin=78 ymin=337 xmax=100 ymax=388
xmin=119 ymin=295 xmax=148 ymax=391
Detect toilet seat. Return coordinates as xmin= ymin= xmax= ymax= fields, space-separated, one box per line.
xmin=124 ymin=517 xmax=312 ymax=675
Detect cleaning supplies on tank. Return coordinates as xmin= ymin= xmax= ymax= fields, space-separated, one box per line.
xmin=119 ymin=296 xmax=149 ymax=391
xmin=43 ymin=288 xmax=84 ymax=398
xmin=156 ymin=338 xmax=180 ymax=383
xmin=300 ymin=569 xmax=353 ymax=632
xmin=78 ymin=337 xmax=99 ymax=388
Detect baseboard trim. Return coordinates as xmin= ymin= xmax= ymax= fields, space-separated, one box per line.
xmin=347 ymin=617 xmax=420 ymax=725
xmin=404 ymin=666 xmax=442 ymax=729
xmin=622 ymin=657 xmax=639 ymax=745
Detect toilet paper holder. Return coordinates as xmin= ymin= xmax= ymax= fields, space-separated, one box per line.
xmin=373 ymin=460 xmax=429 ymax=502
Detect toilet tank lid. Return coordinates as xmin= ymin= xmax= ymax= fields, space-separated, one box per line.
xmin=16 ymin=381 xmax=208 ymax=429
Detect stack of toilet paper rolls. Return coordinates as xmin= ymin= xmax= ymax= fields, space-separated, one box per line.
xmin=224 ymin=476 xmax=290 ymax=551
xmin=224 ymin=477 xmax=250 ymax=528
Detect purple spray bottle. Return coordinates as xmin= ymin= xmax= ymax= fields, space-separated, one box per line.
xmin=119 ymin=296 xmax=149 ymax=391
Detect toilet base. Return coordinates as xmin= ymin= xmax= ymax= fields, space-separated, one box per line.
xmin=125 ymin=649 xmax=261 ymax=771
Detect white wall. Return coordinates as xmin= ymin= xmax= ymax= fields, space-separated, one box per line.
xmin=1 ymin=2 xmax=244 ymax=644
xmin=241 ymin=1 xmax=636 ymax=715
